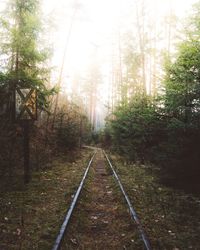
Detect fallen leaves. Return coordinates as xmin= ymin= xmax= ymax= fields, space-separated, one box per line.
xmin=70 ymin=238 xmax=78 ymax=244
xmin=16 ymin=228 xmax=21 ymax=236
xmin=91 ymin=216 xmax=98 ymax=220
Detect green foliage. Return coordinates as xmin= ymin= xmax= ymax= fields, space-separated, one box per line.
xmin=164 ymin=41 xmax=200 ymax=123
xmin=0 ymin=0 xmax=54 ymax=111
xmin=106 ymin=1 xmax=200 ymax=191
xmin=108 ymin=95 xmax=163 ymax=162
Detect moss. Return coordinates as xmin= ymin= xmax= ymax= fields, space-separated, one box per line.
xmin=0 ymin=148 xmax=93 ymax=250
xmin=110 ymin=154 xmax=200 ymax=249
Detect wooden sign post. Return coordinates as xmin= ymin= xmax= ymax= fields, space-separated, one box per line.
xmin=15 ymin=88 xmax=37 ymax=183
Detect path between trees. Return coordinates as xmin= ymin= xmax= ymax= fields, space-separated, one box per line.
xmin=61 ymin=149 xmax=142 ymax=249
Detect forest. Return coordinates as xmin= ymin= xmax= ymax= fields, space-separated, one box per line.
xmin=0 ymin=0 xmax=200 ymax=249
xmin=104 ymin=2 xmax=200 ymax=193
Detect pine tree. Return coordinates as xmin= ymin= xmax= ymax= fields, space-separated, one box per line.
xmin=0 ymin=0 xmax=54 ymax=112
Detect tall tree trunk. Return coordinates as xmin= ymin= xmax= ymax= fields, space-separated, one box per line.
xmin=152 ymin=0 xmax=158 ymax=96
xmin=135 ymin=0 xmax=146 ymax=95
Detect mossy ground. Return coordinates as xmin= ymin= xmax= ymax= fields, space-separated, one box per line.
xmin=1 ymin=149 xmax=199 ymax=250
xmin=109 ymin=154 xmax=200 ymax=250
xmin=0 ymin=148 xmax=93 ymax=250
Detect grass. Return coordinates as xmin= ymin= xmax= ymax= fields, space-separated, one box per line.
xmin=60 ymin=160 xmax=95 ymax=250
xmin=2 ymin=148 xmax=199 ymax=249
xmin=104 ymin=157 xmax=144 ymax=249
xmin=109 ymin=154 xmax=200 ymax=250
xmin=0 ymin=148 xmax=93 ymax=250
xmin=62 ymin=150 xmax=144 ymax=249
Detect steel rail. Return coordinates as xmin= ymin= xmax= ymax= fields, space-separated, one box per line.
xmin=52 ymin=152 xmax=96 ymax=250
xmin=103 ymin=151 xmax=152 ymax=250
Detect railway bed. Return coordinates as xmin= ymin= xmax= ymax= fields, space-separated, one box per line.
xmin=52 ymin=148 xmax=151 ymax=250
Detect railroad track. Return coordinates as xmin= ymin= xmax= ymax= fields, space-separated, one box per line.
xmin=52 ymin=149 xmax=151 ymax=250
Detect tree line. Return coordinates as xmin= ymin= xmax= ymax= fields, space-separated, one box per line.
xmin=0 ymin=0 xmax=91 ymax=185
xmin=105 ymin=1 xmax=200 ymax=192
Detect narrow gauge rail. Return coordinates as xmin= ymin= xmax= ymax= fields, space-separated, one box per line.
xmin=52 ymin=152 xmax=96 ymax=250
xmin=52 ymin=149 xmax=151 ymax=250
xmin=103 ymin=150 xmax=152 ymax=250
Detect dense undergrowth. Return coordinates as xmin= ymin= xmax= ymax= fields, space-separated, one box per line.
xmin=104 ymin=94 xmax=200 ymax=194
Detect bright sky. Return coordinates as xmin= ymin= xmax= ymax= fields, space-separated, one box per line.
xmin=41 ymin=0 xmax=198 ymax=126
xmin=42 ymin=0 xmax=197 ymax=79
xmin=0 ymin=0 xmax=197 ymax=80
